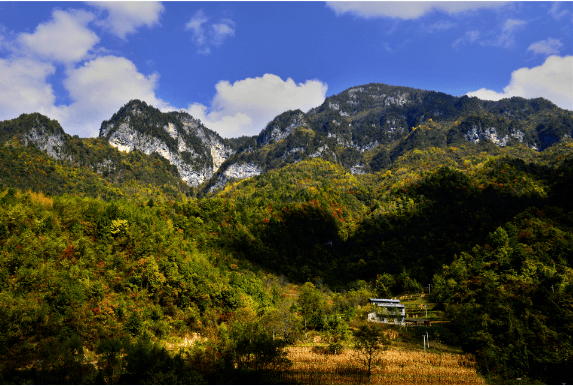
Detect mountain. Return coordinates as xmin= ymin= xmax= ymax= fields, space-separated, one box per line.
xmin=99 ymin=100 xmax=235 ymax=186
xmin=199 ymin=84 xmax=571 ymax=193
xmin=0 ymin=112 xmax=73 ymax=161
xmin=0 ymin=113 xmax=190 ymax=200
xmin=1 ymin=84 xmax=573 ymax=385
xmin=1 ymin=83 xmax=572 ymax=197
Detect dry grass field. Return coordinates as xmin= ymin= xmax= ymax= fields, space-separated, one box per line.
xmin=280 ymin=346 xmax=487 ymax=385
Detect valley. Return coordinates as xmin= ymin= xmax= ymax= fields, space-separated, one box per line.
xmin=0 ymin=83 xmax=572 ymax=384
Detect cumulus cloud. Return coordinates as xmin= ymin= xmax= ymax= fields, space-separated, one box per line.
xmin=466 ymin=55 xmax=573 ymax=111
xmin=185 ymin=10 xmax=235 ymax=55
xmin=88 ymin=1 xmax=164 ymax=39
xmin=0 ymin=4 xmax=175 ymax=137
xmin=55 ymin=55 xmax=175 ymax=137
xmin=18 ymin=9 xmax=99 ymax=63
xmin=0 ymin=54 xmax=175 ymax=137
xmin=0 ymin=58 xmax=57 ymax=119
xmin=326 ymin=1 xmax=507 ymax=20
xmin=527 ymin=38 xmax=563 ymax=56
xmin=186 ymin=74 xmax=328 ymax=138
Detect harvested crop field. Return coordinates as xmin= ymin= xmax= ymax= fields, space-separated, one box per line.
xmin=280 ymin=346 xmax=487 ymax=385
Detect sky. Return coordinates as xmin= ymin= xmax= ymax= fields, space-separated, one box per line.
xmin=0 ymin=1 xmax=572 ymax=139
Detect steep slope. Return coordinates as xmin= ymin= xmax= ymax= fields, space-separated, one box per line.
xmin=191 ymin=139 xmax=573 ymax=288
xmin=99 ymin=100 xmax=236 ymax=186
xmin=0 ymin=113 xmax=73 ymax=161
xmin=3 ymin=84 xmax=572 ymax=196
xmin=201 ymin=110 xmax=342 ymax=193
xmin=0 ymin=113 xmax=190 ymax=200
xmin=199 ymin=83 xmax=572 ymax=193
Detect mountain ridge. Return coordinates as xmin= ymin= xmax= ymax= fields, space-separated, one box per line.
xmin=1 ymin=83 xmax=571 ymax=194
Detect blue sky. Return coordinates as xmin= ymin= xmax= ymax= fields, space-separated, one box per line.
xmin=0 ymin=1 xmax=572 ymax=138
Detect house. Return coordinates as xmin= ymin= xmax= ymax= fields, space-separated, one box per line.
xmin=367 ymin=298 xmax=405 ymax=325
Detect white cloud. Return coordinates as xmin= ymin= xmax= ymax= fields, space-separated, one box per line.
xmin=452 ymin=30 xmax=480 ymax=48
xmin=211 ymin=20 xmax=236 ymax=46
xmin=549 ymin=2 xmax=571 ymax=20
xmin=18 ymin=9 xmax=99 ymax=63
xmin=0 ymin=54 xmax=176 ymax=137
xmin=0 ymin=5 xmax=174 ymax=137
xmin=88 ymin=1 xmax=164 ymax=39
xmin=54 ymin=55 xmax=175 ymax=137
xmin=186 ymin=74 xmax=328 ymax=138
xmin=185 ymin=10 xmax=235 ymax=55
xmin=425 ymin=20 xmax=457 ymax=33
xmin=0 ymin=57 xmax=57 ymax=119
xmin=527 ymin=38 xmax=563 ymax=56
xmin=185 ymin=10 xmax=210 ymax=54
xmin=454 ymin=18 xmax=526 ymax=49
xmin=493 ymin=18 xmax=526 ymax=48
xmin=185 ymin=9 xmax=208 ymax=44
xmin=326 ymin=1 xmax=507 ymax=20
xmin=466 ymin=55 xmax=573 ymax=110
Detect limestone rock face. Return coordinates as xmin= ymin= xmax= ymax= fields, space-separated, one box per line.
xmin=257 ymin=110 xmax=309 ymax=147
xmin=99 ymin=100 xmax=235 ymax=187
xmin=463 ymin=125 xmax=532 ymax=148
xmin=350 ymin=163 xmax=366 ymax=175
xmin=23 ymin=126 xmax=71 ymax=161
xmin=209 ymin=162 xmax=262 ymax=192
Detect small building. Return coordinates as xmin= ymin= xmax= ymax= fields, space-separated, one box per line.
xmin=367 ymin=298 xmax=406 ymax=325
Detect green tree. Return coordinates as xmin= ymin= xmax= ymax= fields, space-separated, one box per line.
xmin=353 ymin=323 xmax=389 ymax=384
xmin=96 ymin=337 xmax=123 ymax=383
xmin=297 ymin=282 xmax=325 ymax=334
xmin=375 ymin=273 xmax=396 ymax=298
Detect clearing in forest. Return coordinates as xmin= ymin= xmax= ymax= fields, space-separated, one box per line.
xmin=282 ymin=346 xmax=487 ymax=385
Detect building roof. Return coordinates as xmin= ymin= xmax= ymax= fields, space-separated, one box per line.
xmin=369 ymin=298 xmax=405 ymax=308
xmin=369 ymin=298 xmax=400 ymax=303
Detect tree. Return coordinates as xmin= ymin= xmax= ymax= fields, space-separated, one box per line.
xmin=324 ymin=315 xmax=350 ymax=354
xmin=353 ymin=323 xmax=389 ymax=384
xmin=296 ymin=282 xmax=325 ymax=334
xmin=96 ymin=337 xmax=123 ymax=383
xmin=260 ymin=299 xmax=302 ymax=343
xmin=375 ymin=273 xmax=396 ymax=298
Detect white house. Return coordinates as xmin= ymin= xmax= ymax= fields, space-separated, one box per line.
xmin=367 ymin=298 xmax=405 ymax=325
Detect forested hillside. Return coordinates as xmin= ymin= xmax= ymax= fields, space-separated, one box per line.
xmin=1 ymin=139 xmax=572 ymax=383
xmin=201 ymin=84 xmax=573 ymax=193
xmin=1 ymin=86 xmax=572 ymax=384
xmin=0 ymin=114 xmax=190 ymax=200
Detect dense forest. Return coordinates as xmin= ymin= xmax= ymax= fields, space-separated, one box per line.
xmin=1 ymin=141 xmax=572 ymax=383
xmin=1 ymin=85 xmax=572 ymax=384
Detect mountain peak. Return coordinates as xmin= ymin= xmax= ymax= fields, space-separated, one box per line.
xmin=256 ymin=109 xmax=311 ymax=147
xmin=0 ymin=113 xmax=71 ymax=160
xmin=97 ymin=99 xmax=234 ymax=186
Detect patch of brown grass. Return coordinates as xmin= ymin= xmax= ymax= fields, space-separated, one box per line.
xmin=282 ymin=346 xmax=486 ymax=385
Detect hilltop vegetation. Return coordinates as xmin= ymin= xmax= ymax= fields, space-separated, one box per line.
xmin=0 ymin=113 xmax=190 ymax=201
xmin=201 ymin=85 xmax=572 ymax=193
xmin=1 ymin=138 xmax=572 ymax=383
xmin=1 ymin=83 xmax=572 ymax=384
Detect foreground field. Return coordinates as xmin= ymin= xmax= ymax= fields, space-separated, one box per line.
xmin=281 ymin=346 xmax=487 ymax=385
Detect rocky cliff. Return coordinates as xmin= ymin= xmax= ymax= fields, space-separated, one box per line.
xmin=98 ymin=100 xmax=235 ymax=186
xmin=0 ymin=113 xmax=72 ymax=161
xmin=3 ymin=83 xmax=572 ymax=195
